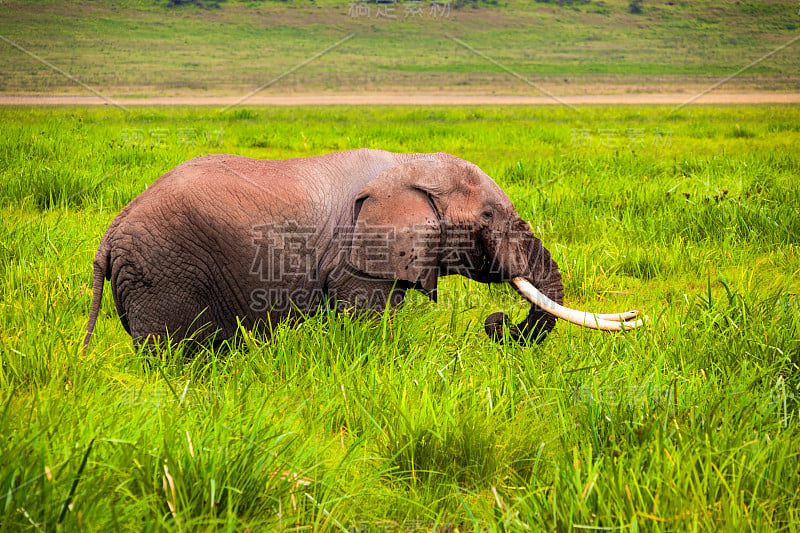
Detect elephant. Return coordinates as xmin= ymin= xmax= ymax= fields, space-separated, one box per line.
xmin=84 ymin=149 xmax=644 ymax=351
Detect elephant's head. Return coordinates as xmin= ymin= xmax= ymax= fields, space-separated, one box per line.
xmin=350 ymin=155 xmax=644 ymax=344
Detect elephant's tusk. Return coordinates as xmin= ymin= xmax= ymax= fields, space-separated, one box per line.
xmin=511 ymin=277 xmax=647 ymax=331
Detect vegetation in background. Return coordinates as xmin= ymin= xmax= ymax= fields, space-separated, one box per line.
xmin=0 ymin=0 xmax=797 ymax=95
xmin=1 ymin=104 xmax=798 ymax=529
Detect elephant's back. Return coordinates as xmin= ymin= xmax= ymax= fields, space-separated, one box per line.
xmin=155 ymin=154 xmax=316 ymax=203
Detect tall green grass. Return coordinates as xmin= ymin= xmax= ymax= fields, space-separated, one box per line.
xmin=1 ymin=105 xmax=798 ymax=530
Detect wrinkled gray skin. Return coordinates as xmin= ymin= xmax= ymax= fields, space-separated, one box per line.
xmin=84 ymin=149 xmax=563 ymax=350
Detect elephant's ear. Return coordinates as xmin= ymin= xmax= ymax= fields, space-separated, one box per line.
xmin=349 ymin=160 xmax=443 ymax=299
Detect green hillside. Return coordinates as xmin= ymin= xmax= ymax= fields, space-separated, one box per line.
xmin=0 ymin=0 xmax=798 ymax=95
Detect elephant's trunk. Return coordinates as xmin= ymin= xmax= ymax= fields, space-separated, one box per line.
xmin=484 ymin=234 xmax=647 ymax=345
xmin=484 ymin=234 xmax=563 ymax=344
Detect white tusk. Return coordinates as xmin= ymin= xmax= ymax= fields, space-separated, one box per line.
xmin=511 ymin=277 xmax=647 ymax=331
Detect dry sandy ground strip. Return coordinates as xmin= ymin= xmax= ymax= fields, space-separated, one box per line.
xmin=2 ymin=93 xmax=799 ymax=106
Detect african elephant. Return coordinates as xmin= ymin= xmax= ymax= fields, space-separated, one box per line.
xmin=84 ymin=149 xmax=643 ymax=351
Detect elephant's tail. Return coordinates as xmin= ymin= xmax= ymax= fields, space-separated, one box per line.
xmin=84 ymin=243 xmax=110 ymax=354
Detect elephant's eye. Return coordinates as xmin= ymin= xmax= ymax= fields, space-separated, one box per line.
xmin=482 ymin=210 xmax=494 ymax=221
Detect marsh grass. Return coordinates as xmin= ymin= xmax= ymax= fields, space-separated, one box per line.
xmin=1 ymin=105 xmax=798 ymax=530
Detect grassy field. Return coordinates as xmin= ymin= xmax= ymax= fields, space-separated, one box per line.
xmin=1 ymin=0 xmax=798 ymax=96
xmin=1 ymin=104 xmax=799 ymax=530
